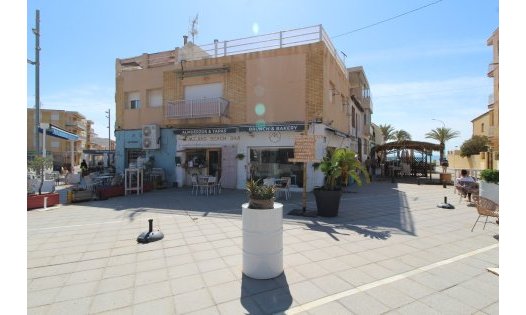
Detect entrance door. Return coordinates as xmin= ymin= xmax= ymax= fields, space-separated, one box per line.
xmin=208 ymin=149 xmax=221 ymax=178
xmin=221 ymin=145 xmax=237 ymax=189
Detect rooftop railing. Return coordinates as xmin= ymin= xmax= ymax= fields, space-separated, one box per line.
xmin=121 ymin=25 xmax=348 ymax=78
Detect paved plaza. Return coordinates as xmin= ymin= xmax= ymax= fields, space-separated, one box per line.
xmin=27 ymin=180 xmax=499 ymax=314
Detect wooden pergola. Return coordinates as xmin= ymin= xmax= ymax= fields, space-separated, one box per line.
xmin=371 ymin=140 xmax=443 ymax=179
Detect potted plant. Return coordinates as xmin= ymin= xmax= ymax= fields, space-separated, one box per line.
xmin=479 ymin=169 xmax=499 ymax=204
xmin=242 ymin=179 xmax=283 ymax=279
xmin=314 ymin=148 xmax=369 ymax=217
xmin=27 ymin=156 xmax=60 ymax=210
xmin=236 ymin=153 xmax=245 ymax=160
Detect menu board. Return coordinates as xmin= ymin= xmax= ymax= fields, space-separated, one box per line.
xmin=290 ymin=135 xmax=316 ymax=162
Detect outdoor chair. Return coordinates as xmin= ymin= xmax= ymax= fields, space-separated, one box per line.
xmin=216 ymin=176 xmax=223 ymax=194
xmin=455 ymin=181 xmax=479 ymax=203
xmin=471 ymin=196 xmax=499 ymax=232
xmin=263 ymin=178 xmax=275 ymax=186
xmin=191 ymin=175 xmax=199 ymax=195
xmin=276 ymin=177 xmax=291 ymax=200
xmin=207 ymin=176 xmax=217 ymax=195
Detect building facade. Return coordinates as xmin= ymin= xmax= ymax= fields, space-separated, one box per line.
xmin=27 ymin=108 xmax=92 ymax=167
xmin=114 ymin=25 xmax=373 ymax=190
xmin=448 ymin=27 xmax=499 ymax=171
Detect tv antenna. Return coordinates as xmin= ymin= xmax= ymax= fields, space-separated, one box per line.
xmin=189 ymin=14 xmax=199 ymax=43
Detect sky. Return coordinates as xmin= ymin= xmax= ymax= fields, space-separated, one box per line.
xmin=25 ymin=0 xmax=499 ymax=150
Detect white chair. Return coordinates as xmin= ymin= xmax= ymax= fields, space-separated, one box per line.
xmin=276 ymin=177 xmax=291 ymax=200
xmin=191 ymin=175 xmax=199 ymax=195
xmin=207 ymin=176 xmax=217 ymax=195
xmin=216 ymin=176 xmax=223 ymax=194
xmin=197 ymin=176 xmax=210 ymax=195
xmin=263 ymin=178 xmax=275 ymax=186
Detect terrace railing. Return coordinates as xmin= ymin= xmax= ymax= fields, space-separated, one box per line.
xmin=165 ymin=97 xmax=229 ymax=119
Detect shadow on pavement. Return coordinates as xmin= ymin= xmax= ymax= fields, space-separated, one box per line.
xmin=241 ymin=272 xmax=292 ymax=314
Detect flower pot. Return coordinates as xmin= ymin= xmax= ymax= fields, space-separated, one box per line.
xmin=314 ymin=189 xmax=343 ymax=217
xmin=242 ymin=202 xmax=283 ymax=279
xmin=479 ymin=180 xmax=499 ymax=204
xmin=96 ymin=186 xmax=124 ymax=199
xmin=439 ymin=173 xmax=452 ymax=184
xmin=27 ymin=192 xmax=60 ymax=210
xmin=249 ymin=197 xmax=275 ymax=210
xmin=71 ymin=189 xmax=94 ymax=202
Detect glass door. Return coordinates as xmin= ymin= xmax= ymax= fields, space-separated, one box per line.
xmin=207 ymin=149 xmax=221 ymax=178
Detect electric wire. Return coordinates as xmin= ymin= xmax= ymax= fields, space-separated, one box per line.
xmin=332 ymin=0 xmax=444 ymax=39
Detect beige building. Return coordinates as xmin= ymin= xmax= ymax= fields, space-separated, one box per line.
xmin=447 ymin=27 xmax=499 ymax=172
xmin=114 ymin=25 xmax=374 ymax=190
xmin=27 ymin=108 xmax=93 ymax=168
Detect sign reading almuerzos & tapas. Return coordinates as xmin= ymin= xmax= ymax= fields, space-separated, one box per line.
xmin=174 ymin=127 xmax=238 ymax=135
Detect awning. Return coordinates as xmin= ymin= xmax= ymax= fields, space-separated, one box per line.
xmin=38 ymin=124 xmax=79 ymax=141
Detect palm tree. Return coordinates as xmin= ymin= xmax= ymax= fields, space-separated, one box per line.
xmin=378 ymin=124 xmax=396 ymax=143
xmin=393 ymin=129 xmax=412 ymax=142
xmin=425 ymin=127 xmax=460 ymax=161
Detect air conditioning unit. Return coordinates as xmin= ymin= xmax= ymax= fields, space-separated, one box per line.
xmin=142 ymin=124 xmax=160 ymax=150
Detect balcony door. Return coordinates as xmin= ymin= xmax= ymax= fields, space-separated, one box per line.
xmin=184 ymin=83 xmax=223 ymax=100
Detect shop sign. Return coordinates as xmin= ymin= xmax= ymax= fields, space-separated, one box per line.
xmin=239 ymin=124 xmax=305 ymax=133
xmin=290 ymin=135 xmax=317 ymax=162
xmin=174 ymin=127 xmax=237 ymax=135
xmin=181 ymin=134 xmax=241 ymax=142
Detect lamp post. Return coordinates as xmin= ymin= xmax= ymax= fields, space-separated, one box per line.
xmin=28 ymin=10 xmax=41 ymax=156
xmin=432 ymin=118 xmax=445 ymax=129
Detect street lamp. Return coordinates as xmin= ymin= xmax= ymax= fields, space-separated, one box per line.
xmin=432 ymin=118 xmax=445 ymax=129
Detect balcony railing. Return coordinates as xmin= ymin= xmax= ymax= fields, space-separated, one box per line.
xmin=488 ymin=63 xmax=497 ymax=76
xmin=165 ymin=97 xmax=229 ymax=119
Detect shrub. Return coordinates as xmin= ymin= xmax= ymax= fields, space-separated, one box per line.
xmin=460 ymin=135 xmax=489 ymax=157
xmin=480 ymin=169 xmax=499 ymax=184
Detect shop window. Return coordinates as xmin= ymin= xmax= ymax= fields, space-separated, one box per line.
xmin=249 ymin=147 xmax=303 ymax=187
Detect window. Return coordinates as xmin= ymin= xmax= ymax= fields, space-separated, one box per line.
xmin=51 ymin=113 xmax=59 ymax=121
xmin=329 ymin=82 xmax=335 ymax=104
xmin=127 ymin=91 xmax=141 ymax=109
xmin=351 ymin=106 xmax=356 ymax=127
xmin=148 ymin=89 xmax=163 ymax=107
xmin=184 ymin=83 xmax=223 ymax=100
xmin=481 ymin=123 xmax=485 ymax=132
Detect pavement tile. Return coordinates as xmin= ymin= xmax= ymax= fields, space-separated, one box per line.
xmin=54 ymin=281 xmax=98 ymax=302
xmin=134 ymin=268 xmax=168 ymax=287
xmin=338 ymin=267 xmax=377 ymax=287
xmin=97 ymin=274 xmax=135 ymax=294
xmin=294 ymin=262 xmax=330 ymax=278
xmin=216 ymin=297 xmax=265 ymax=315
xmin=133 ymin=280 xmax=172 ymax=304
xmin=251 ymin=287 xmax=296 ymax=314
xmin=196 ymin=257 xmax=227 ymax=273
xmin=310 ymin=274 xmax=353 ymax=295
xmin=390 ymin=300 xmax=440 ymax=314
xmin=168 ymin=262 xmax=200 ymax=279
xmin=202 ymin=268 xmax=237 ymax=287
xmin=419 ymin=292 xmax=478 ymax=314
xmin=172 ymin=288 xmax=215 ymax=314
xmin=27 ymin=287 xmax=61 ymax=308
xmin=287 ymin=280 xmax=327 ymax=305
xmin=366 ymin=285 xmax=415 ymax=309
xmin=339 ymin=291 xmax=390 ymax=315
xmin=170 ymin=274 xmax=206 ymax=295
xmin=47 ymin=297 xmax=93 ymax=315
xmin=103 ymin=263 xmax=136 ymax=279
xmin=208 ymin=280 xmax=242 ymax=304
xmin=28 ymin=274 xmax=69 ymax=291
xmin=307 ymin=301 xmax=354 ymax=315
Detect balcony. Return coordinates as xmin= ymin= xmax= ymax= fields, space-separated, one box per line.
xmin=165 ymin=97 xmax=229 ymax=119
xmin=488 ymin=94 xmax=494 ymax=109
xmin=488 ymin=63 xmax=497 ymax=77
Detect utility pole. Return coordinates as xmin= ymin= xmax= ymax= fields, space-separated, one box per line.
xmin=28 ymin=10 xmax=41 ymax=155
xmin=105 ymin=109 xmax=111 ymax=166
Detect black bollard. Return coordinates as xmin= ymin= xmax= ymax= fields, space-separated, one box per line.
xmin=137 ymin=218 xmax=164 ymax=244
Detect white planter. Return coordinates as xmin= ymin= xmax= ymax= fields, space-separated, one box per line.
xmin=242 ymin=202 xmax=283 ymax=279
xmin=479 ymin=180 xmax=499 ymax=204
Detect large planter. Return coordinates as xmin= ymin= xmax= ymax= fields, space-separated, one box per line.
xmin=27 ymin=192 xmax=60 ymax=210
xmin=70 ymin=189 xmax=94 ymax=203
xmin=479 ymin=180 xmax=499 ymax=204
xmin=314 ymin=189 xmax=343 ymax=217
xmin=242 ymin=202 xmax=283 ymax=279
xmin=439 ymin=173 xmax=452 ymax=184
xmin=96 ymin=186 xmax=124 ymax=200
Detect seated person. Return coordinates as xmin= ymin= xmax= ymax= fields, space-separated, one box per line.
xmin=455 ymin=169 xmax=478 ymax=202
